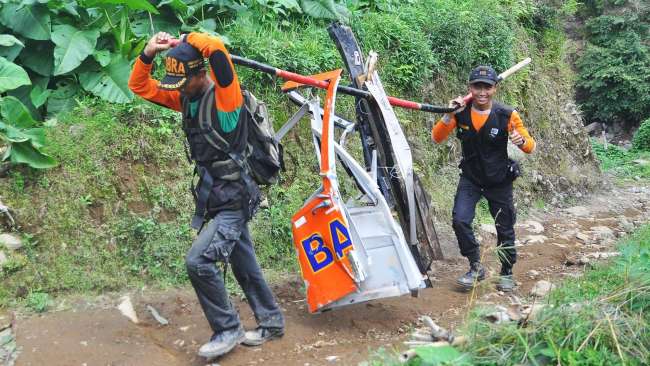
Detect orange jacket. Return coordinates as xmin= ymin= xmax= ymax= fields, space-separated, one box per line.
xmin=431 ymin=107 xmax=535 ymax=153
xmin=128 ymin=33 xmax=243 ymax=127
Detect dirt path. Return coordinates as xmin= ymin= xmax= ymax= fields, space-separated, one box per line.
xmin=6 ymin=183 xmax=650 ymax=366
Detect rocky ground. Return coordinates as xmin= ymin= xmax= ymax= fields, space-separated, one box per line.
xmin=1 ymin=182 xmax=649 ymax=366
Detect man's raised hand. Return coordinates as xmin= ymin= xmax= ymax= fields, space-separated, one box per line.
xmin=143 ymin=32 xmax=174 ymax=58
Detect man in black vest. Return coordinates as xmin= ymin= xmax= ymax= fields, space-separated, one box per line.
xmin=128 ymin=32 xmax=284 ymax=359
xmin=432 ymin=66 xmax=536 ymax=292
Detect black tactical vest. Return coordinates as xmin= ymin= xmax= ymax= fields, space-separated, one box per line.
xmin=455 ymin=102 xmax=513 ymax=187
xmin=180 ymin=85 xmax=243 ymax=181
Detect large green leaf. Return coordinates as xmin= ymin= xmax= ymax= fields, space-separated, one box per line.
xmin=130 ymin=16 xmax=180 ymax=38
xmin=0 ymin=42 xmax=24 ymax=62
xmin=300 ymin=0 xmax=338 ymax=19
xmin=84 ymin=0 xmax=159 ymax=14
xmin=6 ymin=140 xmax=57 ymax=169
xmin=92 ymin=49 xmax=111 ymax=67
xmin=0 ymin=57 xmax=31 ymax=93
xmin=414 ymin=346 xmax=466 ymax=366
xmin=46 ymin=79 xmax=79 ymax=116
xmin=158 ymin=0 xmax=188 ymax=15
xmin=18 ymin=41 xmax=54 ymax=76
xmin=0 ymin=96 xmax=38 ymax=128
xmin=52 ymin=24 xmax=100 ymax=75
xmin=0 ymin=35 xmax=24 ymax=47
xmin=79 ymin=54 xmax=133 ymax=103
xmin=30 ymin=77 xmax=52 ymax=108
xmin=0 ymin=4 xmax=51 ymax=41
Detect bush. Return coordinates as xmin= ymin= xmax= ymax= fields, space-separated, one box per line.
xmin=576 ymin=14 xmax=650 ymax=126
xmin=633 ymin=119 xmax=650 ymax=151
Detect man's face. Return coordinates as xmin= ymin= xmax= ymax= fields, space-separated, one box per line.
xmin=179 ymin=71 xmax=206 ymax=99
xmin=469 ymin=82 xmax=497 ymax=108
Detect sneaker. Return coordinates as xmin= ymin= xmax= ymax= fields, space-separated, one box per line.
xmin=198 ymin=327 xmax=245 ymax=359
xmin=496 ymin=266 xmax=515 ymax=292
xmin=242 ymin=327 xmax=284 ymax=346
xmin=456 ymin=262 xmax=486 ymax=289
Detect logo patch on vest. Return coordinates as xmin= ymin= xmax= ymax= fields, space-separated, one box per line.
xmin=490 ymin=128 xmax=499 ymax=137
xmin=459 ymin=123 xmax=470 ymax=130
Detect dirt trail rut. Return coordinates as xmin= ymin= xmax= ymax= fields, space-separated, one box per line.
xmin=7 ymin=183 xmax=650 ymax=366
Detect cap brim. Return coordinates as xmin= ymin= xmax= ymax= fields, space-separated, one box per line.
xmin=469 ymin=78 xmax=497 ymax=85
xmin=159 ymin=74 xmax=187 ymax=90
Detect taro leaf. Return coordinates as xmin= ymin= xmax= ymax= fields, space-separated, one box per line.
xmin=30 ymin=77 xmax=52 ymax=108
xmin=93 ymin=49 xmax=111 ymax=67
xmin=0 ymin=35 xmax=24 ymax=47
xmin=7 ymin=84 xmax=40 ymax=120
xmin=0 ymin=4 xmax=51 ymax=41
xmin=84 ymin=0 xmax=159 ymax=14
xmin=6 ymin=140 xmax=57 ymax=169
xmin=0 ymin=96 xmax=38 ymax=128
xmin=52 ymin=24 xmax=100 ymax=75
xmin=300 ymin=0 xmax=339 ymax=20
xmin=46 ymin=79 xmax=79 ymax=116
xmin=0 ymin=42 xmax=23 ymax=62
xmin=158 ymin=0 xmax=188 ymax=15
xmin=196 ymin=19 xmax=217 ymax=32
xmin=0 ymin=57 xmax=31 ymax=93
xmin=18 ymin=41 xmax=54 ymax=77
xmin=130 ymin=16 xmax=180 ymax=38
xmin=276 ymin=0 xmax=301 ymax=12
xmin=79 ymin=54 xmax=133 ymax=103
xmin=413 ymin=345 xmax=464 ymax=366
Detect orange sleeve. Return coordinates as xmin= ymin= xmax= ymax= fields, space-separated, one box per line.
xmin=432 ymin=115 xmax=457 ymax=143
xmin=507 ymin=111 xmax=535 ymax=153
xmin=128 ymin=57 xmax=182 ymax=112
xmin=186 ymin=32 xmax=243 ymax=114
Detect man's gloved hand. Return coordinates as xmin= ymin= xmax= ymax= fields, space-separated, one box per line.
xmin=509 ymin=129 xmax=525 ymax=146
xmin=143 ymin=32 xmax=174 ymax=58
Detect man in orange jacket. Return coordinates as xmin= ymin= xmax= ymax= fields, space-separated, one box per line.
xmin=128 ymin=32 xmax=284 ymax=359
xmin=432 ymin=66 xmax=535 ymax=292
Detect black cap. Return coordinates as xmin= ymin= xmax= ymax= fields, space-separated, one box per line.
xmin=468 ymin=65 xmax=498 ymax=85
xmin=159 ymin=43 xmax=205 ymax=90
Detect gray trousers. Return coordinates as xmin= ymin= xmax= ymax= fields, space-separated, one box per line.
xmin=185 ymin=209 xmax=284 ymax=333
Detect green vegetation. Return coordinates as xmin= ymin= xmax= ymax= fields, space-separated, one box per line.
xmin=0 ymin=0 xmax=600 ymax=307
xmin=366 ymin=224 xmax=650 ymax=365
xmin=591 ymin=139 xmax=650 ymax=179
xmin=575 ymin=0 xmax=650 ymax=127
xmin=632 ymin=118 xmax=650 ymax=152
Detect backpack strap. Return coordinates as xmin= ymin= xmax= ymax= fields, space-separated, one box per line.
xmin=191 ymin=165 xmax=213 ymax=231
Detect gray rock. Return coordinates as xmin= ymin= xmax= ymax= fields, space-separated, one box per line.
xmin=591 ymin=226 xmax=615 ymax=242
xmin=531 ymin=280 xmax=555 ymax=297
xmin=523 ymin=235 xmax=548 ymax=245
xmin=526 ymin=270 xmax=540 ymax=278
xmin=564 ymin=206 xmax=590 ymax=217
xmin=523 ymin=220 xmax=545 ymax=234
xmin=576 ymin=232 xmax=590 ymax=244
xmin=480 ymin=224 xmax=497 ymax=236
xmin=0 ymin=234 xmax=21 ymax=251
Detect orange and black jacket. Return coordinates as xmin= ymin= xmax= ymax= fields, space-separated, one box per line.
xmin=432 ymin=102 xmax=535 ymax=186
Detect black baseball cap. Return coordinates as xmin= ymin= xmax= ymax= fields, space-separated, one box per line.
xmin=159 ymin=42 xmax=205 ymax=90
xmin=468 ymin=65 xmax=498 ymax=85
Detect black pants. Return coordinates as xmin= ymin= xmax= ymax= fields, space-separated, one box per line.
xmin=451 ymin=175 xmax=517 ymax=268
xmin=185 ymin=209 xmax=284 ymax=333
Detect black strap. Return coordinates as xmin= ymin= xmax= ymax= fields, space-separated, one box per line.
xmin=191 ymin=166 xmax=213 ymax=231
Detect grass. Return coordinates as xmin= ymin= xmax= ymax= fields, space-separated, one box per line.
xmin=591 ymin=139 xmax=650 ymax=179
xmin=365 ymin=224 xmax=650 ymax=365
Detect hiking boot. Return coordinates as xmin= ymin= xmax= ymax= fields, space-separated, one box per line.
xmin=198 ymin=327 xmax=245 ymax=359
xmin=496 ymin=267 xmax=515 ymax=292
xmin=456 ymin=262 xmax=486 ymax=289
xmin=242 ymin=327 xmax=284 ymax=346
